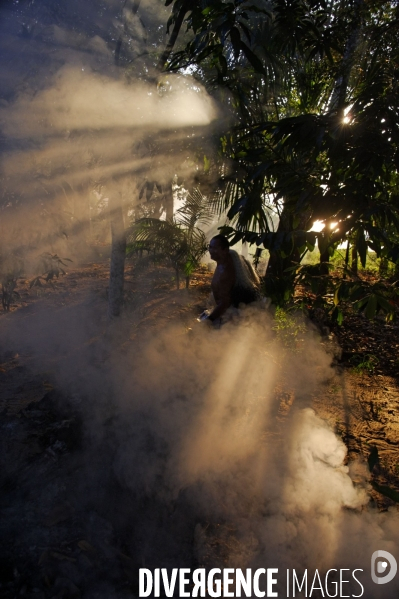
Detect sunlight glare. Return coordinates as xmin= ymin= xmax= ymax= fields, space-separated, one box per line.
xmin=310 ymin=220 xmax=325 ymax=232
xmin=343 ymin=105 xmax=352 ymax=124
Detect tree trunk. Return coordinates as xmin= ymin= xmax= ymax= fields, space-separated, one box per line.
xmin=157 ymin=0 xmax=191 ymax=71
xmin=379 ymin=257 xmax=388 ymax=276
xmin=351 ymin=246 xmax=358 ymax=275
xmin=164 ymin=181 xmax=174 ymax=221
xmin=264 ymin=207 xmax=301 ymax=301
xmin=254 ymin=248 xmax=262 ymax=270
xmin=328 ymin=0 xmax=365 ymax=115
xmin=108 ymin=198 xmax=126 ymax=318
xmin=265 ymin=208 xmax=294 ymax=280
xmin=344 ymin=239 xmax=350 ymax=277
xmin=315 ymin=227 xmax=335 ymax=296
xmin=318 ymin=245 xmax=330 ymax=296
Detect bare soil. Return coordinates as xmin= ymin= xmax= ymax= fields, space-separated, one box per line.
xmin=1 ymin=259 xmax=398 ymax=598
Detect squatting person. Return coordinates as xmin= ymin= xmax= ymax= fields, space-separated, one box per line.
xmin=199 ymin=234 xmax=260 ymax=325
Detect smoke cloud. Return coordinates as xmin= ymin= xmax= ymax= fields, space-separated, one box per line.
xmin=0 ymin=0 xmax=217 ymax=264
xmin=2 ymin=296 xmax=399 ymax=597
xmin=0 ymin=68 xmax=216 ymax=138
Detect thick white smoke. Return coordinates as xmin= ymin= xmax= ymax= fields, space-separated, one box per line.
xmin=0 ymin=68 xmax=216 ymax=138
xmin=3 ymin=296 xmax=398 ymax=596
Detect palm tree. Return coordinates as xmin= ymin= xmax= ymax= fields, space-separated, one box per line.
xmin=127 ymin=188 xmax=211 ymax=288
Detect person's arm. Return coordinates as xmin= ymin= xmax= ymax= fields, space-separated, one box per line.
xmin=208 ymin=293 xmax=231 ymax=321
xmin=208 ymin=265 xmax=235 ymax=321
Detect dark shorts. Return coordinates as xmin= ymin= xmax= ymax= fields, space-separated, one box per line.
xmin=231 ymin=285 xmax=260 ymax=307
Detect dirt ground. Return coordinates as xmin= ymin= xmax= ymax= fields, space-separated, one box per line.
xmin=1 ymin=258 xmax=399 ymax=598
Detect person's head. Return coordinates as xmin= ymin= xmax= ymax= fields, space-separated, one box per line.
xmin=209 ymin=235 xmax=230 ymax=262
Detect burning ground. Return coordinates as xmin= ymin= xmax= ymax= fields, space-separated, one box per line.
xmin=1 ymin=262 xmax=399 ymax=599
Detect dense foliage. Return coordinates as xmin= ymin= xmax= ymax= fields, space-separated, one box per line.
xmin=160 ymin=0 xmax=399 ymax=316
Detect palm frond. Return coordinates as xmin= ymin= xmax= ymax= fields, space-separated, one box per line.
xmin=175 ymin=187 xmax=216 ymax=230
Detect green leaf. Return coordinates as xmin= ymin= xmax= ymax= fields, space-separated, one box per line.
xmin=230 ymin=26 xmax=241 ymax=60
xmin=146 ymin=181 xmax=155 ymax=201
xmin=353 ymin=297 xmax=369 ymax=312
xmin=218 ymin=54 xmax=228 ymax=75
xmin=139 ymin=182 xmax=146 ymax=200
xmin=239 ymin=41 xmax=264 ymax=74
xmin=376 ymin=295 xmax=395 ymax=316
xmin=330 ymin=306 xmax=344 ymax=325
xmin=357 ymin=229 xmax=368 ymax=268
xmin=365 ymin=294 xmax=378 ymax=320
xmin=333 ymin=286 xmax=340 ymax=306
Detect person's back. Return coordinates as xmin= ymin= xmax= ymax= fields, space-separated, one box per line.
xmin=229 ymin=249 xmax=260 ymax=307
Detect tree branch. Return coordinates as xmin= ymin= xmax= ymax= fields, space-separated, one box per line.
xmin=157 ymin=0 xmax=192 ymax=71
